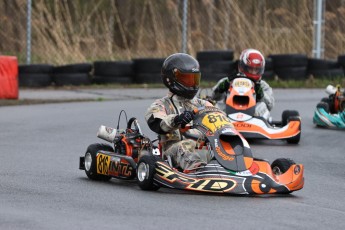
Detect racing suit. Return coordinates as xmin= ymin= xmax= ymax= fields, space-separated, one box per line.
xmin=145 ymin=91 xmax=214 ymax=171
xmin=211 ymin=75 xmax=275 ymax=120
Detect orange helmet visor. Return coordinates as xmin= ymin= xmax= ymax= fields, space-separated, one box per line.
xmin=174 ymin=69 xmax=201 ymax=87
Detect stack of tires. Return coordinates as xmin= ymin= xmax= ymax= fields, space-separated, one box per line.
xmin=262 ymin=57 xmax=276 ymax=80
xmin=132 ymin=58 xmax=165 ymax=84
xmin=338 ymin=54 xmax=345 ymax=70
xmin=19 ymin=64 xmax=54 ymax=87
xmin=307 ymin=58 xmax=344 ymax=80
xmin=197 ymin=50 xmax=236 ymax=82
xmin=93 ymin=61 xmax=134 ymax=84
xmin=268 ymin=54 xmax=309 ymax=80
xmin=52 ymin=63 xmax=92 ymax=86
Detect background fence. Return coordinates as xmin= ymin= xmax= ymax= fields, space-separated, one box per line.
xmin=1 ymin=0 xmax=345 ymax=65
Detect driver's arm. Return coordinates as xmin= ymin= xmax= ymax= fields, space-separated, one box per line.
xmin=145 ymin=100 xmax=177 ymax=134
xmin=211 ymin=77 xmax=230 ymax=101
xmin=260 ymin=81 xmax=275 ymax=111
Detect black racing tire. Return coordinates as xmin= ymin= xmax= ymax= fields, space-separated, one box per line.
xmin=199 ymin=60 xmax=236 ymax=73
xmin=271 ymin=158 xmax=296 ymax=175
xmin=317 ymin=101 xmax=330 ymax=113
xmin=338 ymin=55 xmax=345 ymax=68
xmin=53 ymin=73 xmax=91 ymax=86
xmin=321 ymin=97 xmax=330 ymax=104
xmin=133 ymin=58 xmax=165 ymax=74
xmin=93 ymin=61 xmax=134 ymax=76
xmin=53 ymin=63 xmax=92 ymax=74
xmin=307 ymin=58 xmax=340 ymax=70
xmin=262 ymin=70 xmax=276 ymax=80
xmin=274 ymin=66 xmax=308 ymax=80
xmin=136 ymin=155 xmax=160 ymax=191
xmin=84 ymin=143 xmax=114 ymax=181
xmin=308 ymin=68 xmax=344 ymax=79
xmin=265 ymin=57 xmax=274 ymax=70
xmin=269 ymin=54 xmax=308 ymax=68
xmin=282 ymin=110 xmax=301 ymax=144
xmin=19 ymin=64 xmax=54 ymax=74
xmin=200 ymin=73 xmax=227 ymax=82
xmin=134 ymin=73 xmax=162 ymax=84
xmin=19 ymin=73 xmax=53 ymax=87
xmin=282 ymin=110 xmax=299 ymax=126
xmin=93 ymin=75 xmax=133 ymax=84
xmin=196 ymin=50 xmax=234 ymax=61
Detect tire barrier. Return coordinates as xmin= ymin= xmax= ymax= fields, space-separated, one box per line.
xmin=269 ymin=54 xmax=309 ymax=80
xmin=262 ymin=58 xmax=276 ymax=80
xmin=93 ymin=61 xmax=134 ymax=84
xmin=53 ymin=63 xmax=92 ymax=86
xmin=12 ymin=51 xmax=345 ymax=88
xmin=197 ymin=50 xmax=235 ymax=82
xmin=19 ymin=64 xmax=53 ymax=87
xmin=133 ymin=58 xmax=165 ymax=84
xmin=0 ymin=56 xmax=18 ymax=99
xmin=307 ymin=58 xmax=344 ymax=79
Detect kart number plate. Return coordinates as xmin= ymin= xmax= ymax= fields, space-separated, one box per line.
xmin=202 ymin=112 xmax=233 ymax=132
xmin=234 ymin=79 xmax=251 ymax=88
xmin=97 ymin=153 xmax=111 ymax=175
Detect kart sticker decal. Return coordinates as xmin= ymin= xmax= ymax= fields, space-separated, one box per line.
xmin=201 ymin=112 xmax=233 ymax=133
xmin=232 ymin=119 xmax=301 ymax=139
xmin=108 ymin=157 xmax=133 ymax=177
xmin=97 ymin=153 xmax=133 ymax=177
xmin=155 ymin=162 xmax=237 ymax=193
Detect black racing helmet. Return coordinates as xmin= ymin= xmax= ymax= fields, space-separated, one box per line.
xmin=161 ymin=53 xmax=201 ymax=99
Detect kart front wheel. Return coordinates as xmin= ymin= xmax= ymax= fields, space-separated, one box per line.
xmin=271 ymin=158 xmax=296 ymax=175
xmin=282 ymin=110 xmax=301 ymax=144
xmin=84 ymin=143 xmax=114 ymax=181
xmin=137 ymin=155 xmax=160 ymax=191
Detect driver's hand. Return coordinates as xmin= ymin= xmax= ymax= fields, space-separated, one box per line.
xmin=255 ymin=83 xmax=264 ymax=101
xmin=174 ymin=111 xmax=194 ymax=127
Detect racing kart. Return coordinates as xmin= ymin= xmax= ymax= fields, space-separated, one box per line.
xmin=215 ymin=77 xmax=301 ymax=144
xmin=313 ymin=84 xmax=345 ymax=129
xmin=79 ymin=107 xmax=304 ymax=195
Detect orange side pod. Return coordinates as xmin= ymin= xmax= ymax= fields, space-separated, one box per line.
xmin=0 ymin=56 xmax=19 ymax=99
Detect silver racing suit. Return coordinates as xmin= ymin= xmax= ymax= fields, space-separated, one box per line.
xmin=212 ymin=77 xmax=275 ymax=120
xmin=145 ymin=91 xmax=214 ymax=171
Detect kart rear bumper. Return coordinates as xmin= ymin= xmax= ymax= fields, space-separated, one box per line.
xmin=231 ymin=117 xmax=301 ymax=140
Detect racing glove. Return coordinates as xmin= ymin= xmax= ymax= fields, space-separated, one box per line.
xmin=174 ymin=111 xmax=194 ymax=127
xmin=216 ymin=79 xmax=230 ymax=94
xmin=255 ymin=82 xmax=264 ymax=101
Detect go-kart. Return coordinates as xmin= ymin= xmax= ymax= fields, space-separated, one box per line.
xmin=79 ymin=108 xmax=304 ymax=195
xmin=313 ymin=84 xmax=345 ymax=129
xmin=213 ymin=77 xmax=301 ymax=144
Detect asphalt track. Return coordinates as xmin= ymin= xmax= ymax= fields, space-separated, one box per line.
xmin=0 ymin=88 xmax=344 ymax=230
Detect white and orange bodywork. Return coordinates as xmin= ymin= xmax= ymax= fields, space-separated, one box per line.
xmin=225 ymin=78 xmax=301 ymax=141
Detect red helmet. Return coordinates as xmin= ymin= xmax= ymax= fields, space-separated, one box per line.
xmin=238 ymin=49 xmax=265 ymax=82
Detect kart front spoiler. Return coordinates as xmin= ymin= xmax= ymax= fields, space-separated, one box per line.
xmin=153 ymin=160 xmax=304 ymax=195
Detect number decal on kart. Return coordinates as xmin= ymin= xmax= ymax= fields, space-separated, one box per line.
xmin=202 ymin=112 xmax=232 ymax=132
xmin=234 ymin=79 xmax=251 ymax=88
xmin=97 ymin=154 xmax=110 ymax=175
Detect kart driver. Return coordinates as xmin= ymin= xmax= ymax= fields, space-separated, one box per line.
xmin=211 ymin=48 xmax=274 ymax=121
xmin=145 ymin=53 xmax=214 ymax=173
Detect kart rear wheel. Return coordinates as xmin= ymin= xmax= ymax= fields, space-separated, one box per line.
xmin=84 ymin=143 xmax=114 ymax=181
xmin=137 ymin=155 xmax=160 ymax=191
xmin=271 ymin=158 xmax=296 ymax=175
xmin=316 ymin=101 xmax=330 ymax=113
xmin=282 ymin=110 xmax=301 ymax=144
